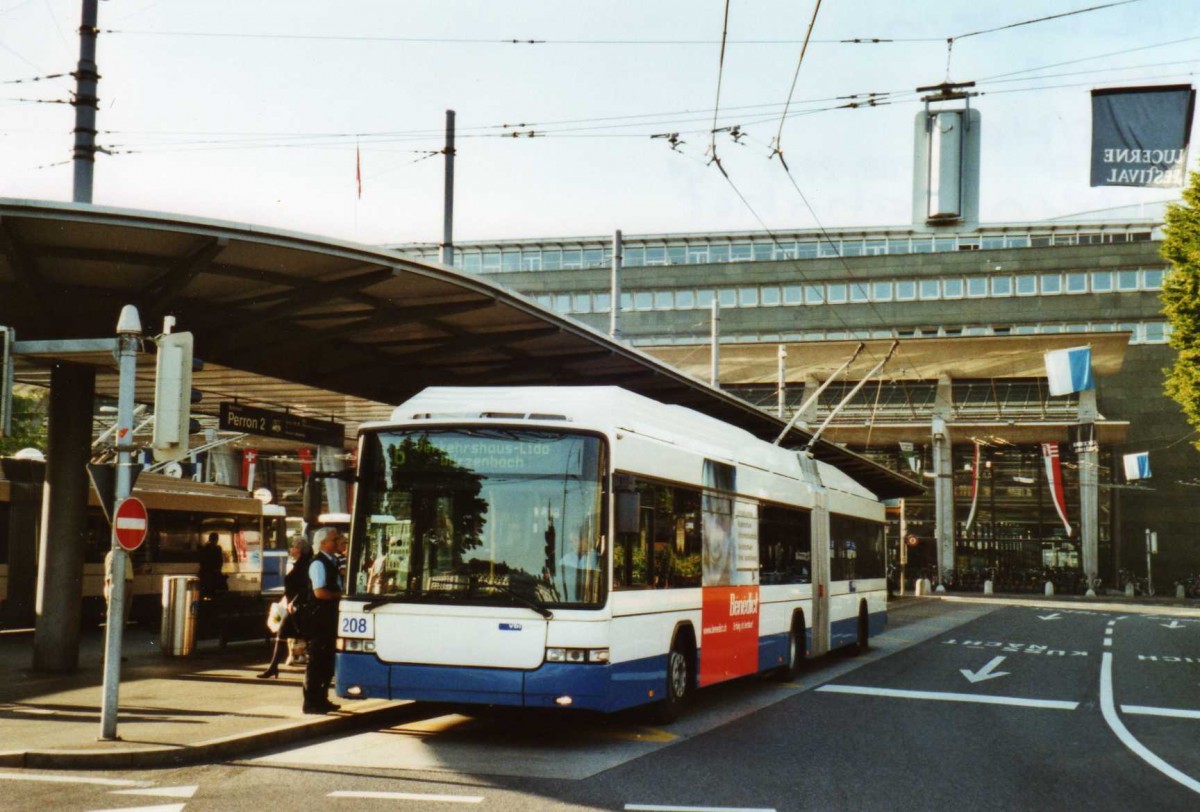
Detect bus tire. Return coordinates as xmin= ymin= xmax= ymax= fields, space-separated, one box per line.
xmin=651 ymin=631 xmax=694 ymax=724
xmin=854 ymin=601 xmax=869 ymax=655
xmin=773 ymin=613 xmax=805 ymax=681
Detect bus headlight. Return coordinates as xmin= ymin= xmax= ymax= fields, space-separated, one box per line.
xmin=337 ymin=638 xmax=377 ymax=653
xmin=546 ymin=647 xmax=609 ymax=664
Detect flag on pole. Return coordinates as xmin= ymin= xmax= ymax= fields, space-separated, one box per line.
xmin=242 ymin=449 xmax=258 ymax=492
xmin=1123 ymin=451 xmax=1151 ymax=481
xmin=350 ymin=145 xmax=360 ymax=199
xmin=355 ymin=146 xmax=362 ymax=199
xmin=1044 ymin=346 xmax=1094 ymax=396
xmin=963 ymin=442 xmax=981 ymax=533
xmin=1041 ymin=443 xmax=1072 ymax=536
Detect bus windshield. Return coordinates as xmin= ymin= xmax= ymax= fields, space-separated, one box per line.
xmin=349 ymin=427 xmax=607 ymax=609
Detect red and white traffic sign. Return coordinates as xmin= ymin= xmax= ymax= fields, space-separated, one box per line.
xmin=113 ymin=496 xmax=148 ymax=551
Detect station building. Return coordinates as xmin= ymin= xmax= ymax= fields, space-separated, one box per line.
xmin=392 ymin=207 xmax=1193 ymax=591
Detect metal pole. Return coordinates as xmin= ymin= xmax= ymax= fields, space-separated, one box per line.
xmin=710 ymin=300 xmax=720 ymax=388
xmin=777 ymin=344 xmax=787 ymax=419
xmin=72 ymin=0 xmax=101 ymax=203
xmin=1145 ymin=528 xmax=1154 ymax=597
xmin=610 ymin=230 xmax=622 ymax=339
xmin=99 ymin=305 xmax=142 ymax=740
xmin=440 ymin=110 xmax=456 ymax=267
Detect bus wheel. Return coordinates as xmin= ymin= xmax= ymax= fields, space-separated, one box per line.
xmin=651 ymin=637 xmax=693 ymax=724
xmin=854 ymin=602 xmax=869 ymax=655
xmin=773 ymin=616 xmax=805 ymax=681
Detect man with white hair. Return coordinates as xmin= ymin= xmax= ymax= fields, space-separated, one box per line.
xmin=302 ymin=526 xmax=344 ymax=714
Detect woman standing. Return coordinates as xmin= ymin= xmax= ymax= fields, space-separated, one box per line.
xmin=258 ymin=537 xmax=313 ymax=678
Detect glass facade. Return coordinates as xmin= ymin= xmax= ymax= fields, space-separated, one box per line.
xmin=396 ymin=227 xmax=1157 ymax=272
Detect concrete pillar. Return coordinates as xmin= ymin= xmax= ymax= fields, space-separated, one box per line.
xmin=932 ymin=375 xmax=955 ymax=585
xmin=32 ymin=363 xmax=95 ymax=672
xmin=0 ymin=458 xmax=45 ymax=628
xmin=1077 ymin=390 xmax=1099 ymax=586
xmin=795 ymin=376 xmax=821 ymax=429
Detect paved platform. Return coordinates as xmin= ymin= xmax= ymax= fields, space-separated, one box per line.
xmin=0 ymin=624 xmax=409 ymax=769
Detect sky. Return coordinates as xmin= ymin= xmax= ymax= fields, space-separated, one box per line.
xmin=1 ymin=0 xmax=1197 ymax=246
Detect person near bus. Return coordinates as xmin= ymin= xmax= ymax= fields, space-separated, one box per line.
xmin=302 ymin=527 xmax=344 ymax=714
xmin=258 ymin=537 xmax=313 ymax=679
xmin=197 ymin=532 xmax=227 ymax=598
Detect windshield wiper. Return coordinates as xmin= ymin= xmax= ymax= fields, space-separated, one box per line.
xmin=479 ymin=581 xmax=553 ymax=619
xmin=360 ymin=595 xmax=404 ymax=611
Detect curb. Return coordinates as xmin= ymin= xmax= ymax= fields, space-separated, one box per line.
xmin=0 ymin=700 xmax=419 ymax=770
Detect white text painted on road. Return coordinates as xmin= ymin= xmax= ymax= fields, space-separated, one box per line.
xmin=1137 ymin=655 xmax=1200 ymax=663
xmin=941 ymin=639 xmax=1087 ymax=657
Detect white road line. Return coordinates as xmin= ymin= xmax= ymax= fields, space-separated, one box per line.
xmin=625 ymin=806 xmax=777 ymax=812
xmin=1100 ymin=652 xmax=1200 ymax=795
xmin=328 ymin=791 xmax=483 ymax=803
xmin=816 ymin=684 xmax=1078 ymax=710
xmin=1121 ymin=705 xmax=1200 ymax=720
xmin=1104 ymin=638 xmax=1112 ymax=647
xmin=0 ymin=771 xmax=151 ymax=787
xmin=111 ymin=785 xmax=198 ymax=798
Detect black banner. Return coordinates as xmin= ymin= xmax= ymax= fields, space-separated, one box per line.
xmin=1091 ymin=84 xmax=1195 ymax=188
xmin=219 ymin=402 xmax=344 ymax=447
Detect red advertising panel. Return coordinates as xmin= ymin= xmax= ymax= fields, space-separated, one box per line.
xmin=699 ymin=585 xmax=760 ymax=687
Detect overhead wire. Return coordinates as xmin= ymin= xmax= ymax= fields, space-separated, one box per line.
xmin=706 ymin=0 xmax=733 ymax=177
xmin=944 ymin=0 xmax=1147 ymax=77
xmin=771 ymin=0 xmax=823 ymax=162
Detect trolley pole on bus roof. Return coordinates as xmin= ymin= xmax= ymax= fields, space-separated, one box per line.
xmin=99 ymin=305 xmax=141 ymax=740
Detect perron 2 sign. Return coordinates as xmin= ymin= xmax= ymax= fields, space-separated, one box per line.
xmin=1090 ymin=84 xmax=1195 ymax=188
xmin=219 ymin=402 xmax=344 ymax=447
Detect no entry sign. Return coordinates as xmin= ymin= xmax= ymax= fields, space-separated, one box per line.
xmin=114 ymin=496 xmax=148 ymax=551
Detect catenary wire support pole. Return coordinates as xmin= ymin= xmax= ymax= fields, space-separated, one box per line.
xmin=710 ymin=300 xmax=720 ymax=388
xmin=773 ymin=343 xmax=864 ymax=445
xmin=100 ymin=304 xmax=142 ymax=740
xmin=440 ymin=109 xmax=456 ymax=267
xmin=777 ymin=345 xmax=787 ymax=418
xmin=72 ymin=0 xmax=100 ymax=203
xmin=610 ymin=230 xmax=622 ymax=339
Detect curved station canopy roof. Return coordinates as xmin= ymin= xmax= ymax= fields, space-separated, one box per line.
xmin=0 ymin=198 xmax=920 ymax=498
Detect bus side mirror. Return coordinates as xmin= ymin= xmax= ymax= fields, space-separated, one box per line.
xmin=615 ymin=491 xmax=640 ymax=535
xmin=302 ymin=474 xmax=321 ymax=526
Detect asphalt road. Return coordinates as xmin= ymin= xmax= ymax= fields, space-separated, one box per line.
xmin=3 ymin=598 xmax=1197 ymax=812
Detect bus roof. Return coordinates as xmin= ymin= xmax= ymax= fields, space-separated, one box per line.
xmin=380 ymin=386 xmax=879 ymax=501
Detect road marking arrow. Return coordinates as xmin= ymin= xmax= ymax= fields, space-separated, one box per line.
xmin=1037 ymin=613 xmax=1062 ymax=621
xmin=960 ymin=655 xmax=1010 ymax=683
xmin=1161 ymin=620 xmax=1185 ymax=630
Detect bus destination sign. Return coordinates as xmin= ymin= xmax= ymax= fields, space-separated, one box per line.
xmin=219 ymin=402 xmax=344 ymax=447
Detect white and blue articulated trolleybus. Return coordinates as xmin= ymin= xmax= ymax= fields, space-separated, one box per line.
xmin=335 ymin=387 xmax=887 ymax=720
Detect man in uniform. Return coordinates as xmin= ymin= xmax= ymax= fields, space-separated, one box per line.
xmin=302 ymin=527 xmax=344 ymax=714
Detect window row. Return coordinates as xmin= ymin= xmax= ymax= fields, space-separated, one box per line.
xmin=623 ymin=320 xmax=1172 ymax=346
xmin=533 ymin=268 xmax=1166 ymax=316
xmin=610 ymin=475 xmax=884 ymax=590
xmin=409 ymin=230 xmax=1156 ymax=273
